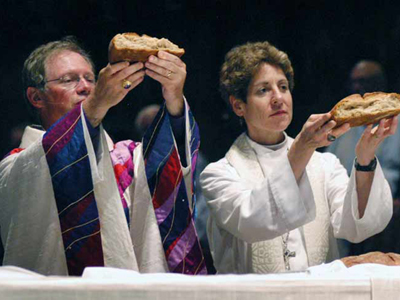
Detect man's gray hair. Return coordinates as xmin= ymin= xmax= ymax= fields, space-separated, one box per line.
xmin=22 ymin=36 xmax=95 ymax=121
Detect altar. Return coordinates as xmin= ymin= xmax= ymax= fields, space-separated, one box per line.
xmin=1 ymin=261 xmax=399 ymax=300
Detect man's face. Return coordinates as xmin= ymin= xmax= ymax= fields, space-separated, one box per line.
xmin=349 ymin=68 xmax=370 ymax=95
xmin=39 ymin=50 xmax=95 ymax=128
xmin=349 ymin=61 xmax=384 ymax=95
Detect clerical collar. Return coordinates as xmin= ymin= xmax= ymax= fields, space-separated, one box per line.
xmin=246 ymin=132 xmax=288 ymax=153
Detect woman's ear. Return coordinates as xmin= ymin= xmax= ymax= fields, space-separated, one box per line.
xmin=26 ymin=87 xmax=44 ymax=109
xmin=229 ymin=95 xmax=245 ymax=117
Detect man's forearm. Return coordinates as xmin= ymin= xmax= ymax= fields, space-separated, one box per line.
xmin=165 ymin=96 xmax=184 ymax=117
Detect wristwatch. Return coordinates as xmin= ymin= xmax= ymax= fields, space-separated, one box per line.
xmin=354 ymin=157 xmax=377 ymax=172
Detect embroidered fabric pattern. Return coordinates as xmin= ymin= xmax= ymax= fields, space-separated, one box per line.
xmin=143 ymin=104 xmax=206 ymax=274
xmin=42 ymin=104 xmax=104 ymax=275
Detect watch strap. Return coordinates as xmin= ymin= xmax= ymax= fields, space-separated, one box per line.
xmin=355 ymin=157 xmax=377 ymax=172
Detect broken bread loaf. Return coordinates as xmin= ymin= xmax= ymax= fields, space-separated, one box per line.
xmin=108 ymin=32 xmax=185 ymax=63
xmin=331 ymin=92 xmax=400 ymax=127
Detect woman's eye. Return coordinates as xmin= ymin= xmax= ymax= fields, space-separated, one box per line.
xmin=257 ymin=87 xmax=267 ymax=94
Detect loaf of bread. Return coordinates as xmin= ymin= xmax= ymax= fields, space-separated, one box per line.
xmin=331 ymin=92 xmax=400 ymax=127
xmin=341 ymin=251 xmax=400 ymax=268
xmin=108 ymin=32 xmax=185 ymax=63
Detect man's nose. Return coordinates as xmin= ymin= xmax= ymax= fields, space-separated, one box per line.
xmin=76 ymin=78 xmax=93 ymax=94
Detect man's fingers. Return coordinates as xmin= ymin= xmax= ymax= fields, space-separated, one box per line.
xmin=145 ymin=68 xmax=167 ymax=85
xmin=145 ymin=61 xmax=173 ymax=78
xmin=103 ymin=61 xmax=130 ymax=76
xmin=158 ymin=51 xmax=186 ymax=68
xmin=123 ymin=74 xmax=144 ymax=91
xmin=146 ymin=53 xmax=186 ymax=75
xmin=124 ymin=69 xmax=145 ymax=83
xmin=114 ymin=62 xmax=144 ymax=81
xmin=99 ymin=62 xmax=144 ymax=85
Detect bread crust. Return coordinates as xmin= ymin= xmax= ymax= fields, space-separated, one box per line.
xmin=341 ymin=251 xmax=400 ymax=268
xmin=331 ymin=92 xmax=400 ymax=127
xmin=108 ymin=32 xmax=185 ymax=63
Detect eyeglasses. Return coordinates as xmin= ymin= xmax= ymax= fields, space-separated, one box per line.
xmin=44 ymin=73 xmax=96 ymax=89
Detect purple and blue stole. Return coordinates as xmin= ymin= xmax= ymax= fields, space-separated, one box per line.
xmin=17 ymin=102 xmax=205 ymax=275
xmin=42 ymin=105 xmax=104 ymax=275
xmin=143 ymin=105 xmax=207 ymax=274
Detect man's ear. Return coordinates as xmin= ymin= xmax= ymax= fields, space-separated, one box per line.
xmin=26 ymin=87 xmax=44 ymax=109
xmin=229 ymin=95 xmax=245 ymax=117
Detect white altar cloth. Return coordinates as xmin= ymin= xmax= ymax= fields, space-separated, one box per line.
xmin=1 ymin=261 xmax=400 ymax=300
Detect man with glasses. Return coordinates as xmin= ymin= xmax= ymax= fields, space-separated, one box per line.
xmin=0 ymin=36 xmax=206 ymax=276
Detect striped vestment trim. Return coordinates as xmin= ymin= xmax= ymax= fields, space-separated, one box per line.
xmin=42 ymin=105 xmax=104 ymax=275
xmin=143 ymin=105 xmax=206 ymax=274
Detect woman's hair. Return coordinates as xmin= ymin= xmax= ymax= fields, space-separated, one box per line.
xmin=220 ymin=41 xmax=294 ymax=104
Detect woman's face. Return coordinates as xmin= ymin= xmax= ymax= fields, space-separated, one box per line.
xmin=232 ymin=63 xmax=293 ymax=144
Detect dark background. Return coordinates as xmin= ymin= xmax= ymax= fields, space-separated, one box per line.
xmin=2 ymin=0 xmax=400 ymax=162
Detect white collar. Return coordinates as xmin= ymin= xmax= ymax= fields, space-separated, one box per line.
xmin=245 ymin=132 xmax=289 ymax=157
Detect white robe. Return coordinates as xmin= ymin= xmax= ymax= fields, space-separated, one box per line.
xmin=200 ymin=133 xmax=393 ymax=274
xmin=0 ymin=103 xmax=198 ymax=275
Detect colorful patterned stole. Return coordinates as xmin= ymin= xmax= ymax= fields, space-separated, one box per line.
xmin=42 ymin=105 xmax=104 ymax=275
xmin=8 ymin=102 xmax=206 ymax=275
xmin=142 ymin=104 xmax=207 ymax=274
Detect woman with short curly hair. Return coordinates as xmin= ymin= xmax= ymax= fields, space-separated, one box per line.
xmin=200 ymin=40 xmax=397 ymax=274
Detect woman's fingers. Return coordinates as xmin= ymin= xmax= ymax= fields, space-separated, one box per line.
xmin=331 ymin=123 xmax=350 ymax=138
xmin=385 ymin=115 xmax=398 ymax=136
xmin=307 ymin=113 xmax=332 ymax=131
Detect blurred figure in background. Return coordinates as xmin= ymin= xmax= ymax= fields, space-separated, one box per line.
xmin=348 ymin=60 xmax=388 ymax=95
xmin=326 ymin=59 xmax=400 ymax=256
xmin=134 ymin=104 xmax=164 ymax=137
xmin=8 ymin=123 xmax=29 ymax=150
